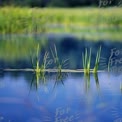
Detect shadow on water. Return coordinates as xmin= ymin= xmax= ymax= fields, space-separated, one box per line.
xmin=84 ymin=74 xmax=90 ymax=93
xmin=83 ymin=72 xmax=100 ymax=93
xmin=0 ymin=34 xmax=121 ymax=69
xmin=27 ymin=69 xmax=101 ymax=95
xmin=28 ymin=71 xmax=69 ymax=94
xmin=29 ymin=73 xmax=45 ymax=92
xmin=94 ymin=73 xmax=100 ymax=91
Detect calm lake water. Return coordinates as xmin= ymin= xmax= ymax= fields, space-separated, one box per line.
xmin=0 ymin=34 xmax=122 ymax=122
xmin=0 ymin=72 xmax=122 ymax=122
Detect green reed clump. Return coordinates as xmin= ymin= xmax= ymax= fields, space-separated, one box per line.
xmin=31 ymin=43 xmax=49 ymax=77
xmin=82 ymin=48 xmax=91 ymax=75
xmin=50 ymin=44 xmax=69 ymax=81
xmin=50 ymin=44 xmax=62 ymax=74
xmin=93 ymin=46 xmax=101 ymax=73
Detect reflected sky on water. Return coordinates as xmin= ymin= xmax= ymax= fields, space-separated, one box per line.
xmin=0 ymin=72 xmax=121 ymax=122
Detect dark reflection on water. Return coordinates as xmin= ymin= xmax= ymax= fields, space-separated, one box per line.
xmin=0 ymin=34 xmax=122 ymax=70
xmin=0 ymin=72 xmax=122 ymax=122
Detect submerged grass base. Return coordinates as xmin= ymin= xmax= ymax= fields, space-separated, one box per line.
xmin=2 ymin=68 xmax=104 ymax=73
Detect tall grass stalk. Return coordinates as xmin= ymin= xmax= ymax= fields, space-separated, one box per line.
xmin=35 ymin=44 xmax=40 ymax=73
xmin=93 ymin=46 xmax=101 ymax=73
xmin=82 ymin=48 xmax=91 ymax=75
xmin=50 ymin=44 xmax=62 ymax=74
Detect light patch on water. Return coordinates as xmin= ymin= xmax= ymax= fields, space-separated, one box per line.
xmin=26 ymin=117 xmax=41 ymax=122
